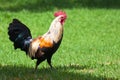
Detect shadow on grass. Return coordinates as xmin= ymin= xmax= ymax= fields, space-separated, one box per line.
xmin=0 ymin=0 xmax=120 ymax=12
xmin=0 ymin=64 xmax=117 ymax=80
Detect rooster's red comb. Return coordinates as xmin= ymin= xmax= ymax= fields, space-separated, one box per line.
xmin=54 ymin=10 xmax=67 ymax=18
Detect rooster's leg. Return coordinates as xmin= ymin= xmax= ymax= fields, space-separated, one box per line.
xmin=47 ymin=56 xmax=53 ymax=68
xmin=35 ymin=63 xmax=38 ymax=71
xmin=35 ymin=58 xmax=45 ymax=71
xmin=35 ymin=60 xmax=39 ymax=71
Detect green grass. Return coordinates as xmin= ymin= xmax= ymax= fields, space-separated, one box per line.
xmin=0 ymin=0 xmax=120 ymax=80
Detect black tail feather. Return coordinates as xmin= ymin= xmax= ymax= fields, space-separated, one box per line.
xmin=8 ymin=19 xmax=32 ymax=53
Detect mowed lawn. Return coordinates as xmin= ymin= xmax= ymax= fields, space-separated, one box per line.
xmin=0 ymin=1 xmax=120 ymax=80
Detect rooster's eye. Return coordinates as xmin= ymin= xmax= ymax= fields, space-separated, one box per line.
xmin=61 ymin=17 xmax=64 ymax=19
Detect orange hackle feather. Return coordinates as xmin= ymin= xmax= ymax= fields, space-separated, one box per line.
xmin=39 ymin=37 xmax=53 ymax=48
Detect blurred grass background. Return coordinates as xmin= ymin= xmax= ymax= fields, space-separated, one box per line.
xmin=0 ymin=0 xmax=120 ymax=12
xmin=0 ymin=0 xmax=120 ymax=80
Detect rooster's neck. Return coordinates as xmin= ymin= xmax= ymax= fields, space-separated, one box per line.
xmin=42 ymin=21 xmax=63 ymax=43
xmin=49 ymin=21 xmax=63 ymax=43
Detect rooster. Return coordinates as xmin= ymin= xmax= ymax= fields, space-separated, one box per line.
xmin=8 ymin=11 xmax=67 ymax=70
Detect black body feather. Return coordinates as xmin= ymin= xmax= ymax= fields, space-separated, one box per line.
xmin=8 ymin=19 xmax=32 ymax=53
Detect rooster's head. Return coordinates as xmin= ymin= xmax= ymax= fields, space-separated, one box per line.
xmin=54 ymin=10 xmax=67 ymax=25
